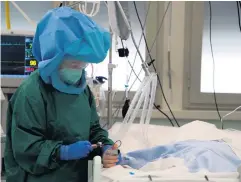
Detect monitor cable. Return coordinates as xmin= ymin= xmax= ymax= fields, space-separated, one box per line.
xmin=209 ymin=1 xmax=222 ymax=121
xmin=133 ymin=1 xmax=180 ymax=127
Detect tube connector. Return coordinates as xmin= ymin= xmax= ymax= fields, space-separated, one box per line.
xmin=141 ymin=62 xmax=150 ymax=76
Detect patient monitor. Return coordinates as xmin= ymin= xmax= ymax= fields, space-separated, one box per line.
xmin=1 ymin=30 xmax=37 ymax=132
xmin=1 ymin=30 xmax=37 ymax=89
xmin=1 ymin=31 xmax=37 ymax=170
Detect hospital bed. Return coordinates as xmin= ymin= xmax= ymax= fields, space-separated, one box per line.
xmin=89 ymin=121 xmax=241 ymax=182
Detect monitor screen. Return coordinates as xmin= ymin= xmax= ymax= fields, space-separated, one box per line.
xmin=1 ymin=35 xmax=38 ymax=78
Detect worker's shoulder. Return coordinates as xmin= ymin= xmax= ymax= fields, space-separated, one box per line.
xmin=14 ymin=71 xmax=45 ymax=101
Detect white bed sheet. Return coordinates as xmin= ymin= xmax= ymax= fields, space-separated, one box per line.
xmin=108 ymin=120 xmax=241 ymax=158
xmin=101 ymin=121 xmax=241 ymax=181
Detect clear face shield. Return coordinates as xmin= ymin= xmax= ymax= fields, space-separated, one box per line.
xmin=59 ymin=60 xmax=89 ymax=70
xmin=59 ymin=59 xmax=89 ymax=85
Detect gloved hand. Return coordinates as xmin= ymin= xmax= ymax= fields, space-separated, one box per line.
xmin=102 ymin=145 xmax=122 ymax=168
xmin=60 ymin=141 xmax=93 ymax=161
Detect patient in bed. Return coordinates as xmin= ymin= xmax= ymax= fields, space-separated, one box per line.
xmin=120 ymin=140 xmax=241 ymax=173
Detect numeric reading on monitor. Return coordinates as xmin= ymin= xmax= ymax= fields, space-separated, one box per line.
xmin=1 ymin=35 xmax=38 ymax=77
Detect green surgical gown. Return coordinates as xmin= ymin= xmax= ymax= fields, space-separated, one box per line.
xmin=4 ymin=71 xmax=114 ymax=182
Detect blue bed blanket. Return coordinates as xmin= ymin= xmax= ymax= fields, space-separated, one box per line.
xmin=121 ymin=140 xmax=241 ymax=172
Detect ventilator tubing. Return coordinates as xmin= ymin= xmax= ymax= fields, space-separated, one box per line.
xmin=112 ymin=73 xmax=157 ymax=144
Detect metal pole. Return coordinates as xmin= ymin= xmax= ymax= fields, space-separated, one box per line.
xmin=107 ymin=28 xmax=113 ymax=128
xmin=5 ymin=1 xmax=11 ymax=30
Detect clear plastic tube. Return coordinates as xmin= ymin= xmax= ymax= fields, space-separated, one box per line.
xmin=78 ymin=1 xmax=100 ymax=17
xmin=115 ymin=84 xmax=147 ymax=140
xmin=113 ymin=74 xmax=157 ymax=142
xmin=140 ymin=85 xmax=150 ymax=125
xmin=98 ymin=86 xmax=106 ymax=118
xmin=221 ymin=105 xmax=241 ymax=129
xmin=140 ymin=82 xmax=150 ymax=147
xmin=113 ymin=77 xmax=149 ymax=140
xmin=122 ymin=77 xmax=148 ymax=125
xmin=143 ymin=74 xmax=157 ymax=149
xmin=145 ymin=74 xmax=157 ymax=126
xmin=126 ymin=77 xmax=152 ymax=125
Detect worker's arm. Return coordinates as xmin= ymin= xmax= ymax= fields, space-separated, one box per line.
xmin=89 ymin=90 xmax=114 ymax=146
xmin=10 ymin=91 xmax=63 ymax=175
xmin=87 ymin=89 xmax=122 ymax=167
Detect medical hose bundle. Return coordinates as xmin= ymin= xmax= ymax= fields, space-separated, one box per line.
xmin=133 ymin=1 xmax=180 ymax=127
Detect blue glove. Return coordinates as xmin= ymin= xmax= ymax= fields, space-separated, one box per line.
xmin=102 ymin=145 xmax=122 ymax=165
xmin=60 ymin=141 xmax=93 ymax=160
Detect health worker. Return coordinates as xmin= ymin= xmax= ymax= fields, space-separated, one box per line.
xmin=4 ymin=6 xmax=121 ymax=182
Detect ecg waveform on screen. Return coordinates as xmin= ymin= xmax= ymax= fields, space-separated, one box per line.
xmin=1 ymin=35 xmax=37 ymax=76
xmin=1 ymin=43 xmax=25 ymax=46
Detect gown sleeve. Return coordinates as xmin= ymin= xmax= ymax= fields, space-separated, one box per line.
xmin=9 ymin=89 xmax=63 ymax=175
xmin=88 ymin=90 xmax=114 ymax=146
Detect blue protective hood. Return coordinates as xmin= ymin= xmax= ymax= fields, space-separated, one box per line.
xmin=32 ymin=7 xmax=110 ymax=94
